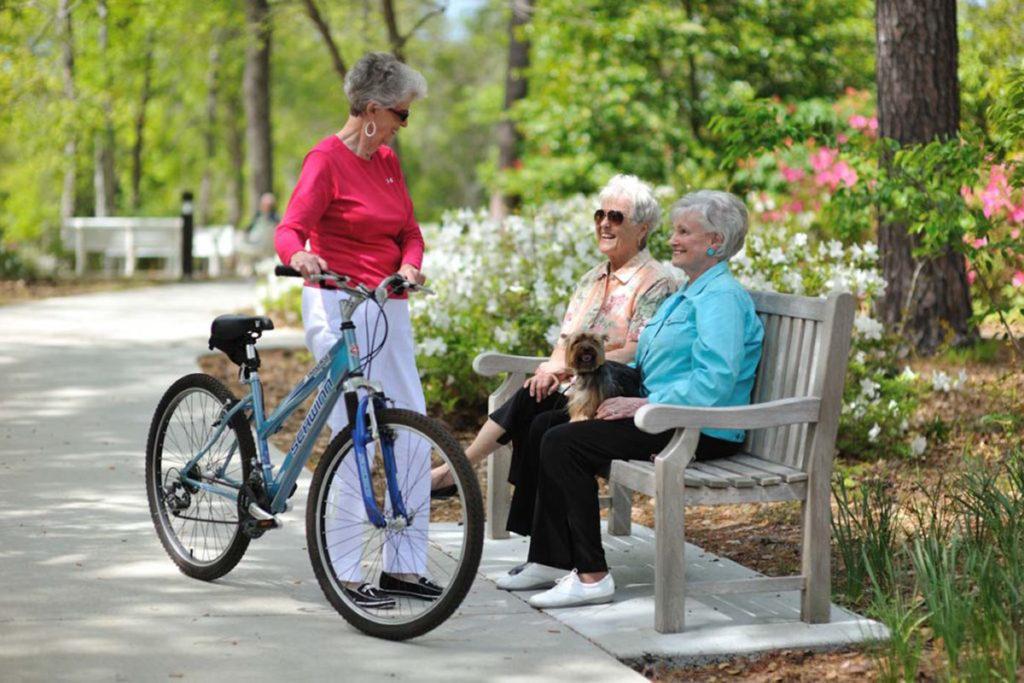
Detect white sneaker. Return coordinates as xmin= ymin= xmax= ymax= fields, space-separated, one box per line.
xmin=528 ymin=570 xmax=615 ymax=608
xmin=495 ymin=562 xmax=567 ymax=591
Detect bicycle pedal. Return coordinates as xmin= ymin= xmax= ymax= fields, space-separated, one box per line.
xmin=248 ymin=502 xmax=283 ymax=530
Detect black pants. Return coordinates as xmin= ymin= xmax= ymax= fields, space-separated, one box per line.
xmin=526 ymin=418 xmax=742 ymax=573
xmin=488 ymin=386 xmax=568 ymax=535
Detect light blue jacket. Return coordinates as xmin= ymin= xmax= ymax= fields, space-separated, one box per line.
xmin=634 ymin=261 xmax=764 ymax=443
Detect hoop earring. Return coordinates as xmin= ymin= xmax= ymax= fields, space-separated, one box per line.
xmin=363 ymin=120 xmax=376 ymax=138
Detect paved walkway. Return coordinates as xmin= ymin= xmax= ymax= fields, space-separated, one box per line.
xmin=0 ymin=282 xmax=642 ymax=682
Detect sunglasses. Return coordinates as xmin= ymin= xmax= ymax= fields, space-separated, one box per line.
xmin=594 ymin=209 xmax=626 ymax=226
xmin=389 ymin=108 xmax=410 ymax=122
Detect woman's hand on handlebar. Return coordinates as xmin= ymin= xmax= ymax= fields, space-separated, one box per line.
xmin=398 ymin=263 xmax=426 ymax=286
xmin=290 ymin=251 xmax=329 ymax=281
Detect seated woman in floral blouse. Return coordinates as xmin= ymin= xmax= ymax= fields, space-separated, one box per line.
xmin=431 ymin=174 xmax=676 ymax=533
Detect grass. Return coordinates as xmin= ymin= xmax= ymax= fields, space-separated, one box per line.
xmin=834 ymin=450 xmax=1024 ymax=680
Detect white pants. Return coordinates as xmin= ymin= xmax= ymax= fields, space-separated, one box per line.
xmin=303 ymin=287 xmax=429 ymax=581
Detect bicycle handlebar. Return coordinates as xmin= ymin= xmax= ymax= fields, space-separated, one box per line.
xmin=273 ymin=265 xmax=434 ymax=303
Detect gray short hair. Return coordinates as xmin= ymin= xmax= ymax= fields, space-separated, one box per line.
xmin=345 ymin=52 xmax=428 ymax=116
xmin=597 ymin=174 xmax=660 ymax=249
xmin=669 ymin=190 xmax=749 ymax=262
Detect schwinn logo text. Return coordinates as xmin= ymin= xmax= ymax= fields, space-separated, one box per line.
xmin=290 ymin=376 xmax=333 ymax=455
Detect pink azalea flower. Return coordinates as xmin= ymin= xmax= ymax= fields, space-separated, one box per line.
xmin=848 ymin=115 xmax=868 ymax=130
xmin=837 ymin=133 xmax=849 ymax=144
xmin=1011 ymin=204 xmax=1024 ymax=224
xmin=1013 ymin=271 xmax=1024 ymax=288
xmin=973 ymin=237 xmax=988 ymax=249
xmin=779 ymin=163 xmax=805 ymax=183
xmin=981 ymin=165 xmax=1012 ymax=219
xmin=868 ymin=117 xmax=878 ymax=131
xmin=1011 ymin=228 xmax=1021 ymax=239
xmin=960 ymin=186 xmax=974 ymax=202
xmin=968 ymin=269 xmax=977 ymax=285
xmin=835 ymin=161 xmax=858 ymax=188
xmin=810 ymin=148 xmax=838 ymax=173
xmin=785 ymin=200 xmax=804 ymax=214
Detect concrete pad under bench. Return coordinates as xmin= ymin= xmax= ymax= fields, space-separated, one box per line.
xmin=473 ymin=522 xmax=889 ymax=664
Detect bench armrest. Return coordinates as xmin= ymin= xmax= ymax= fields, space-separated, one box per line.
xmin=472 ymin=351 xmax=546 ymax=377
xmin=634 ymin=397 xmax=822 ymax=434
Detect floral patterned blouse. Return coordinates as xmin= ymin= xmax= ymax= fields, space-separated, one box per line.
xmin=556 ymin=249 xmax=678 ymax=353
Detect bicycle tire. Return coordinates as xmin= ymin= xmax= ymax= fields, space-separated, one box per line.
xmin=146 ymin=373 xmax=254 ymax=580
xmin=306 ymin=408 xmax=483 ymax=640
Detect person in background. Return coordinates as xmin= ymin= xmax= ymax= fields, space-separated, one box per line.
xmin=235 ymin=192 xmax=280 ymax=275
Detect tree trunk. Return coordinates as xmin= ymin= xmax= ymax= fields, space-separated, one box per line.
xmin=225 ymin=88 xmax=246 ymax=229
xmin=130 ymin=43 xmax=154 ymax=212
xmin=380 ymin=0 xmax=406 ymax=62
xmin=243 ymin=0 xmax=273 ymax=215
xmin=875 ymin=0 xmax=974 ymax=353
xmin=93 ymin=0 xmax=117 ymax=217
xmin=58 ymin=0 xmax=77 ymax=225
xmin=198 ymin=42 xmax=221 ymax=226
xmin=490 ymin=0 xmax=532 ymax=218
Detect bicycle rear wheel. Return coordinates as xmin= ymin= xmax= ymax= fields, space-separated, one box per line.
xmin=307 ymin=408 xmax=483 ymax=640
xmin=146 ymin=373 xmax=254 ymax=580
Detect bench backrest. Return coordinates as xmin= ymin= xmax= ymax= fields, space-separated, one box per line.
xmin=743 ymin=290 xmax=855 ymax=472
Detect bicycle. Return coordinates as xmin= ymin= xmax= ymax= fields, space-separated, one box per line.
xmin=145 ymin=266 xmax=483 ymax=640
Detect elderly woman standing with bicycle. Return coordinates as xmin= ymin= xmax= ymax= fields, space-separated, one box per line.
xmin=275 ymin=52 xmax=436 ymax=609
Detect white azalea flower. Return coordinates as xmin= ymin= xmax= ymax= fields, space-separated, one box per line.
xmin=859 ymin=378 xmax=879 ymax=400
xmin=931 ymin=370 xmax=952 ymax=393
xmin=867 ymin=423 xmax=881 ymax=442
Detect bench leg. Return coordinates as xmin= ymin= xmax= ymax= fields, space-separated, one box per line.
xmin=486 ymin=445 xmax=512 ymax=540
xmin=654 ymin=428 xmax=698 ymax=633
xmin=800 ymin=468 xmax=832 ymax=623
xmin=607 ymin=482 xmax=632 ymax=536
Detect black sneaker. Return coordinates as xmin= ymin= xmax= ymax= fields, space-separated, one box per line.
xmin=379 ymin=572 xmax=443 ymax=600
xmin=344 ymin=583 xmax=396 ymax=609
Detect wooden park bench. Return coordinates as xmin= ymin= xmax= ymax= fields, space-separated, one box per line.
xmin=473 ymin=289 xmax=855 ymax=633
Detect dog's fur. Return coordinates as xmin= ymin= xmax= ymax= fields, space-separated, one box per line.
xmin=565 ymin=332 xmax=645 ymax=421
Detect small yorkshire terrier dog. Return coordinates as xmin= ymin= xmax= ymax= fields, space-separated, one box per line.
xmin=565 ymin=331 xmax=645 ymax=421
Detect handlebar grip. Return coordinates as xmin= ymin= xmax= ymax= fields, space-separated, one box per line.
xmin=275 ymin=265 xmax=302 ymax=278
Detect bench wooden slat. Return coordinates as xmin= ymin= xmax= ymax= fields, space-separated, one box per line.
xmin=706 ymin=457 xmax=782 ymax=485
xmin=748 ymin=290 xmax=828 ymax=321
xmin=688 ymin=461 xmax=755 ymax=487
xmin=730 ymin=453 xmax=808 ymax=483
xmin=688 ymin=575 xmax=805 ymax=596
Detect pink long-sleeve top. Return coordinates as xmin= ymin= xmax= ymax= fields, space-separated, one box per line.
xmin=274 ymin=136 xmax=425 ymax=293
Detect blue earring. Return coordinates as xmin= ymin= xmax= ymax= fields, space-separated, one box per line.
xmin=706 ymin=247 xmax=717 ymax=257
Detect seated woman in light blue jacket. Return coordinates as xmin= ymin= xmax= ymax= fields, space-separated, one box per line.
xmin=495 ymin=190 xmax=765 ymax=609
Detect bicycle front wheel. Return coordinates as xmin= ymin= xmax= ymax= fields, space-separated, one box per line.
xmin=306 ymin=409 xmax=483 ymax=640
xmin=146 ymin=373 xmax=254 ymax=580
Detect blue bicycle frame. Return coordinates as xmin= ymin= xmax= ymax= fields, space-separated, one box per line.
xmin=180 ymin=314 xmax=407 ymax=527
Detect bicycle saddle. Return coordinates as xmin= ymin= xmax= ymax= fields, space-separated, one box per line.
xmin=210 ymin=315 xmax=274 ymax=341
xmin=209 ymin=315 xmax=274 ymax=366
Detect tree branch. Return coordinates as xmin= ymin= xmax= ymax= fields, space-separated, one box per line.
xmin=301 ymin=0 xmax=347 ymax=82
xmin=380 ymin=0 xmax=447 ymax=61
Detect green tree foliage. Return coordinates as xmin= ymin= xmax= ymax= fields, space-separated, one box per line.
xmin=503 ymin=0 xmax=874 ymax=204
xmin=0 ymin=0 xmax=506 ymax=253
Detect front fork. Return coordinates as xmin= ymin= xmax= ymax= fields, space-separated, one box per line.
xmin=352 ymin=393 xmax=408 ymax=529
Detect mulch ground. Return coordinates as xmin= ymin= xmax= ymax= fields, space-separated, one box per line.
xmin=199 ymin=343 xmax=1023 ymax=682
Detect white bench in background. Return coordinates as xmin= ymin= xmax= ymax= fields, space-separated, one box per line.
xmin=65 ymin=217 xmax=235 ymax=278
xmin=473 ymin=289 xmax=855 ymax=634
